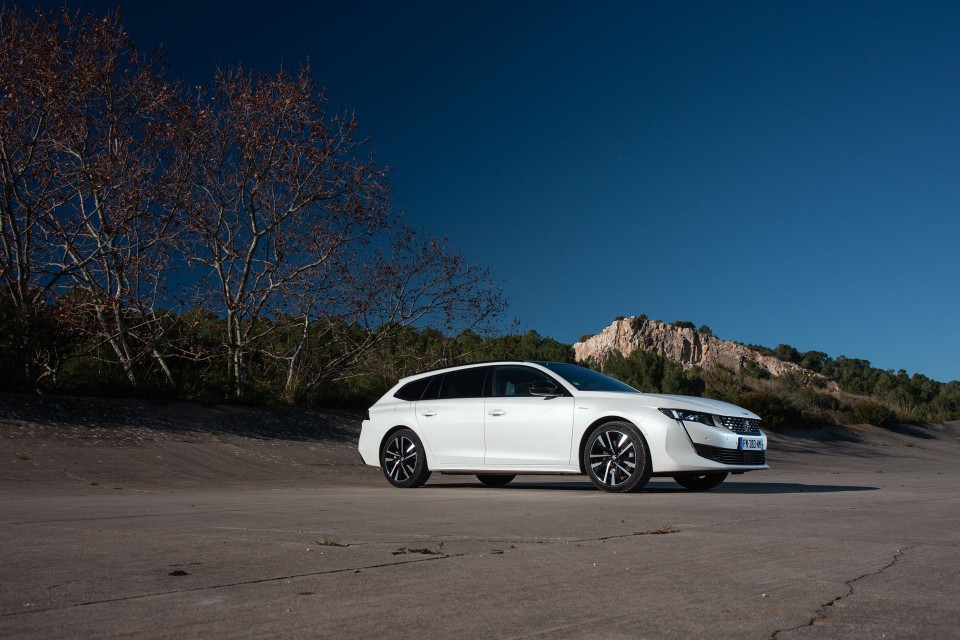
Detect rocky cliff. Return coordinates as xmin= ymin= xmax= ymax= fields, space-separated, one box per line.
xmin=574 ymin=316 xmax=835 ymax=387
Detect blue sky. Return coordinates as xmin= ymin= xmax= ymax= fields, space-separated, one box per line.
xmin=27 ymin=1 xmax=960 ymax=382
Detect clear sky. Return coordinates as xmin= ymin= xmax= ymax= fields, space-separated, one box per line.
xmin=24 ymin=1 xmax=960 ymax=382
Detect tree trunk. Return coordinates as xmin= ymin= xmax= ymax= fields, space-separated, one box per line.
xmin=284 ymin=314 xmax=310 ymax=402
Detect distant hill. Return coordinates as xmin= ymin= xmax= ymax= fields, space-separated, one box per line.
xmin=574 ymin=316 xmax=837 ymax=389
xmin=572 ymin=315 xmax=960 ymax=427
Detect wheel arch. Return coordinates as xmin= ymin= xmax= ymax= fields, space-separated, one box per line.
xmin=380 ymin=424 xmax=433 ymax=470
xmin=577 ymin=415 xmax=644 ymax=474
xmin=381 ymin=424 xmax=409 ymax=447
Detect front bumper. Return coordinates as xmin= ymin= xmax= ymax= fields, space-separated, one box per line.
xmin=654 ymin=414 xmax=769 ymax=473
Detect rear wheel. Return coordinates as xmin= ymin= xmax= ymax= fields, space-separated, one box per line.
xmin=380 ymin=429 xmax=431 ymax=488
xmin=476 ymin=474 xmax=515 ymax=487
xmin=672 ymin=472 xmax=728 ymax=491
xmin=583 ymin=421 xmax=651 ymax=493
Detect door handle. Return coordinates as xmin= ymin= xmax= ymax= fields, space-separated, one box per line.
xmin=488 ymin=409 xmax=506 ymax=416
xmin=421 ymin=411 xmax=437 ymax=417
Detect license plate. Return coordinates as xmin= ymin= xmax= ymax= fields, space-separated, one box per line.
xmin=739 ymin=437 xmax=765 ymax=451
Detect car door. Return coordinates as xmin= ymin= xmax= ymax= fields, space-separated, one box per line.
xmin=483 ymin=365 xmax=575 ymax=466
xmin=414 ymin=367 xmax=488 ymax=466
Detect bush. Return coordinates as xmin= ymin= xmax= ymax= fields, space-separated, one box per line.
xmin=774 ymin=344 xmax=801 ymax=364
xmin=741 ymin=360 xmax=770 ymax=380
xmin=776 ymin=371 xmax=806 ymax=391
xmin=734 ymin=390 xmax=802 ymax=428
xmin=844 ymin=400 xmax=898 ymax=427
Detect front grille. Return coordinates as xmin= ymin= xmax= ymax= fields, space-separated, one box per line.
xmin=694 ymin=444 xmax=766 ymax=465
xmin=715 ymin=416 xmax=762 ymax=435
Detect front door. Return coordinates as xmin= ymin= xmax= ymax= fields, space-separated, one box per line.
xmin=483 ymin=365 xmax=575 ymax=466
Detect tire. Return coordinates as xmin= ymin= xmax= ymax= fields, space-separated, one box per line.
xmin=583 ymin=421 xmax=652 ymax=493
xmin=476 ymin=474 xmax=515 ymax=487
xmin=672 ymin=472 xmax=728 ymax=491
xmin=380 ymin=429 xmax=432 ymax=488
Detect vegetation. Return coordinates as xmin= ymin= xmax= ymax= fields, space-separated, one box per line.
xmin=0 ymin=292 xmax=571 ymax=407
xmin=598 ymin=350 xmax=705 ymax=397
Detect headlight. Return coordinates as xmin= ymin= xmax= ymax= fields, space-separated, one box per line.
xmin=658 ymin=408 xmax=716 ymax=426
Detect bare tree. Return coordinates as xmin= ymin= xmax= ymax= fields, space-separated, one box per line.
xmin=2 ymin=8 xmax=505 ymax=399
xmin=179 ymin=65 xmax=506 ymax=400
xmin=178 ymin=65 xmax=394 ymax=397
xmin=0 ymin=8 xmax=76 ymax=387
xmin=0 ymin=9 xmax=183 ymax=388
xmin=282 ymin=228 xmax=505 ymax=399
xmin=54 ymin=12 xmax=181 ymax=387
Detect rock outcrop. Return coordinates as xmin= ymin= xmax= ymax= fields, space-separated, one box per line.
xmin=574 ymin=316 xmax=836 ymax=388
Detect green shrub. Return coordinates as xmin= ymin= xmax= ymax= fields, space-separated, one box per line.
xmin=734 ymin=390 xmax=802 ymax=428
xmin=843 ymin=400 xmax=898 ymax=427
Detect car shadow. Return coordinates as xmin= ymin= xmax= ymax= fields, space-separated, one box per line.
xmin=643 ymin=480 xmax=879 ymax=494
xmin=428 ymin=479 xmax=879 ymax=494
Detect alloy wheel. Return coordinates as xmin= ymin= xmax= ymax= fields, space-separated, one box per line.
xmin=588 ymin=428 xmax=638 ymax=488
xmin=384 ymin=435 xmax=418 ymax=483
xmin=380 ymin=428 xmax=431 ymax=488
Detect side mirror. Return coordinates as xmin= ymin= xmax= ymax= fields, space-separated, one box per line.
xmin=529 ymin=383 xmax=561 ymax=397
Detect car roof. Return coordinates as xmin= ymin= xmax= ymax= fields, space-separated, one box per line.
xmin=398 ymin=359 xmax=562 ymax=382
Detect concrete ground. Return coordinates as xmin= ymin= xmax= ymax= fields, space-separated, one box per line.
xmin=1 ymin=396 xmax=959 ymax=639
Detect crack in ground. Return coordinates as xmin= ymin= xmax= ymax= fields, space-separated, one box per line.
xmin=769 ymin=545 xmax=915 ymax=639
xmin=337 ymin=529 xmax=681 ymax=548
xmin=0 ymin=553 xmax=463 ymax=619
xmin=1 ymin=528 xmax=686 ymax=619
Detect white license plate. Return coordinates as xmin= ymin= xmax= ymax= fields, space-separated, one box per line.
xmin=739 ymin=437 xmax=765 ymax=451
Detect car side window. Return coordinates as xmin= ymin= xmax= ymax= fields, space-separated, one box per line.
xmin=394 ymin=377 xmax=431 ymax=401
xmin=420 ymin=374 xmax=441 ymax=400
xmin=491 ymin=366 xmax=559 ymax=397
xmin=437 ymin=367 xmax=488 ymax=399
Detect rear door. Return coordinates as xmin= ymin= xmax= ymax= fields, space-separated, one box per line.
xmin=414 ymin=367 xmax=488 ymax=466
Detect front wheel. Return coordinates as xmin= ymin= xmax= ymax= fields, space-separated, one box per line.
xmin=583 ymin=421 xmax=651 ymax=493
xmin=672 ymin=472 xmax=728 ymax=491
xmin=380 ymin=429 xmax=431 ymax=488
xmin=476 ymin=474 xmax=515 ymax=487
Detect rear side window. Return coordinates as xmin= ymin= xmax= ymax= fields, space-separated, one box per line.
xmin=394 ymin=377 xmax=431 ymax=401
xmin=421 ymin=375 xmax=441 ymax=400
xmin=437 ymin=367 xmax=488 ymax=399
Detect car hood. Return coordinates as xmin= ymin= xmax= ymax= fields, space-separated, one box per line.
xmin=576 ymin=391 xmax=760 ymax=420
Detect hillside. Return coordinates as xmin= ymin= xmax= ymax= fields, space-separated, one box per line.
xmin=574 ymin=316 xmax=837 ymax=389
xmin=572 ymin=315 xmax=960 ymax=427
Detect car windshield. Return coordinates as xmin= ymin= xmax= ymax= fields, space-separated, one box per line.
xmin=537 ymin=362 xmax=639 ymax=393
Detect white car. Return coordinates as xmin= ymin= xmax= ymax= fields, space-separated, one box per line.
xmin=358 ymin=361 xmax=767 ymax=492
